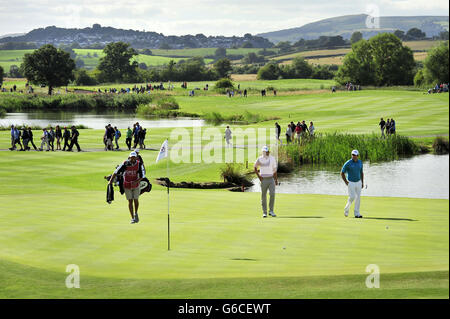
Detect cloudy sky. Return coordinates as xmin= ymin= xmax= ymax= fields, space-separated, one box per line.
xmin=0 ymin=0 xmax=448 ymax=37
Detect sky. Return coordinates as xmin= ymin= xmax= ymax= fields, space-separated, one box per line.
xmin=0 ymin=0 xmax=448 ymax=37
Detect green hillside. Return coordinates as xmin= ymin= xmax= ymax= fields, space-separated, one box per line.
xmin=0 ymin=49 xmax=214 ymax=72
xmin=257 ymin=14 xmax=449 ymax=43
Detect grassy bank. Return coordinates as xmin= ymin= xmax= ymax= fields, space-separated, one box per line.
xmin=0 ymin=93 xmax=153 ymax=112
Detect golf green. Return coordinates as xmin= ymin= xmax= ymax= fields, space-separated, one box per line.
xmin=0 ymin=149 xmax=448 ymax=298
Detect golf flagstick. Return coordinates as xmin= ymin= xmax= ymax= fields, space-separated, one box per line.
xmin=167 ymin=143 xmax=170 ymax=251
xmin=156 ymin=139 xmax=170 ymax=250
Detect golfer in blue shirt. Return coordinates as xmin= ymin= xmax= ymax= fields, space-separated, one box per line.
xmin=341 ymin=149 xmax=364 ymax=218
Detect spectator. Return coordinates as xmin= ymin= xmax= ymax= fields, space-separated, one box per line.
xmin=12 ymin=126 xmax=23 ymax=151
xmin=48 ymin=126 xmax=55 ymax=151
xmin=133 ymin=123 xmax=141 ymax=149
xmin=138 ymin=127 xmax=146 ymax=149
xmin=126 ymin=127 xmax=133 ymax=150
xmin=285 ymin=124 xmax=292 ymax=144
xmin=55 ymin=125 xmax=62 ymax=150
xmin=62 ymin=126 xmax=71 ymax=151
xmin=379 ymin=118 xmax=386 ymax=139
xmin=275 ymin=122 xmax=282 ymax=145
xmin=114 ymin=126 xmax=121 ymax=150
xmin=39 ymin=128 xmax=50 ymax=151
xmin=309 ymin=122 xmax=315 ymax=136
xmin=390 ymin=118 xmax=396 ymax=135
xmin=27 ymin=127 xmax=38 ymax=150
xmin=68 ymin=125 xmax=81 ymax=152
xmin=295 ymin=122 xmax=302 ymax=144
xmin=224 ymin=126 xmax=232 ymax=147
xmin=21 ymin=126 xmax=30 ymax=151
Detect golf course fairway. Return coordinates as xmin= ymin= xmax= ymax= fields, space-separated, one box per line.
xmin=0 ymin=87 xmax=448 ymax=299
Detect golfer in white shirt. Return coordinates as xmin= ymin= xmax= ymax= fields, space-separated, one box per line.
xmin=254 ymin=146 xmax=278 ymax=218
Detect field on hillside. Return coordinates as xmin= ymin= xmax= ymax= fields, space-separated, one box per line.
xmin=274 ymin=40 xmax=443 ymax=66
xmin=151 ymin=47 xmax=278 ymax=57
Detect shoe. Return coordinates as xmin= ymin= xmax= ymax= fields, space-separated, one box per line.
xmin=134 ymin=213 xmax=139 ymax=223
xmin=355 ymin=215 xmax=363 ymax=218
xmin=263 ymin=212 xmax=267 ymax=218
xmin=269 ymin=211 xmax=277 ymax=217
xmin=130 ymin=219 xmax=136 ymax=224
xmin=344 ymin=211 xmax=349 ymax=217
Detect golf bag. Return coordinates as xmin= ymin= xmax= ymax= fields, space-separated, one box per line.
xmin=105 ymin=165 xmax=152 ymax=204
xmin=106 ymin=183 xmax=114 ymax=204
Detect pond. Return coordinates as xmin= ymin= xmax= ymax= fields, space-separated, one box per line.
xmin=0 ymin=112 xmax=205 ymax=129
xmin=248 ymin=154 xmax=449 ymax=199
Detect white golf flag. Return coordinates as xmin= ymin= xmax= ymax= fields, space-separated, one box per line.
xmin=156 ymin=139 xmax=169 ymax=163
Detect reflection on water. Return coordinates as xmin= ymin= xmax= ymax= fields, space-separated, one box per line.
xmin=248 ymin=154 xmax=449 ymax=199
xmin=1 ymin=112 xmax=205 ymax=129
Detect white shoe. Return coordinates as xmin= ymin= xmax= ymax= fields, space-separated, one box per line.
xmin=263 ymin=212 xmax=267 ymax=218
xmin=130 ymin=219 xmax=136 ymax=224
xmin=269 ymin=211 xmax=277 ymax=217
xmin=344 ymin=211 xmax=349 ymax=217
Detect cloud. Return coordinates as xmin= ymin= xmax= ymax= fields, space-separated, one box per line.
xmin=0 ymin=0 xmax=448 ymax=36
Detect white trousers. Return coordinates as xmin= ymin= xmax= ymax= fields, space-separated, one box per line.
xmin=345 ymin=180 xmax=362 ymax=216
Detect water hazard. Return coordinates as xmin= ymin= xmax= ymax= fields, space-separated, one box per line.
xmin=1 ymin=112 xmax=205 ymax=129
xmin=248 ymin=154 xmax=449 ymax=199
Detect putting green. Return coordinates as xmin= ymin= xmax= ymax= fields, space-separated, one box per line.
xmin=0 ymin=149 xmax=448 ymax=298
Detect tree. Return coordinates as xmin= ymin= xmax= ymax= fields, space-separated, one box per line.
xmin=0 ymin=66 xmax=4 ymax=85
xmin=370 ymin=33 xmax=415 ymax=85
xmin=22 ymin=44 xmax=75 ymax=95
xmin=215 ymin=47 xmax=227 ymax=58
xmin=393 ymin=30 xmax=405 ymax=40
xmin=292 ymin=57 xmax=313 ymax=77
xmin=75 ymin=58 xmax=85 ymax=69
xmin=138 ymin=62 xmax=148 ymax=70
xmin=97 ymin=42 xmax=139 ymax=83
xmin=159 ymin=43 xmax=172 ymax=50
xmin=423 ymin=41 xmax=449 ymax=84
xmin=257 ymin=63 xmax=280 ymax=80
xmin=141 ymin=49 xmax=153 ymax=55
xmin=9 ymin=65 xmax=23 ymax=78
xmin=241 ymin=42 xmax=253 ymax=48
xmin=350 ymin=31 xmax=363 ymax=44
xmin=406 ymin=28 xmax=426 ymax=40
xmin=336 ymin=33 xmax=415 ymax=86
xmin=74 ymin=69 xmax=97 ymax=85
xmin=214 ymin=58 xmax=232 ymax=78
xmin=243 ymin=52 xmax=264 ymax=64
xmin=275 ymin=41 xmax=292 ymax=53
xmin=438 ymin=31 xmax=449 ymax=40
xmin=59 ymin=44 xmax=77 ymax=59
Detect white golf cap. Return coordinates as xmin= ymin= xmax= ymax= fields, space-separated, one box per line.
xmin=262 ymin=146 xmax=269 ymax=152
xmin=129 ymin=151 xmax=137 ymax=157
xmin=351 ymin=149 xmax=359 ymax=156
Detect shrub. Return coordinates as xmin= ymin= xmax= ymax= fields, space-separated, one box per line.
xmin=220 ymin=163 xmax=253 ymax=187
xmin=215 ymin=78 xmax=234 ymax=89
xmin=432 ymin=136 xmax=449 ymax=154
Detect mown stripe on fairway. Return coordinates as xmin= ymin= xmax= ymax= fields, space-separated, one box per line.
xmin=0 ymin=258 xmax=447 ymax=298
